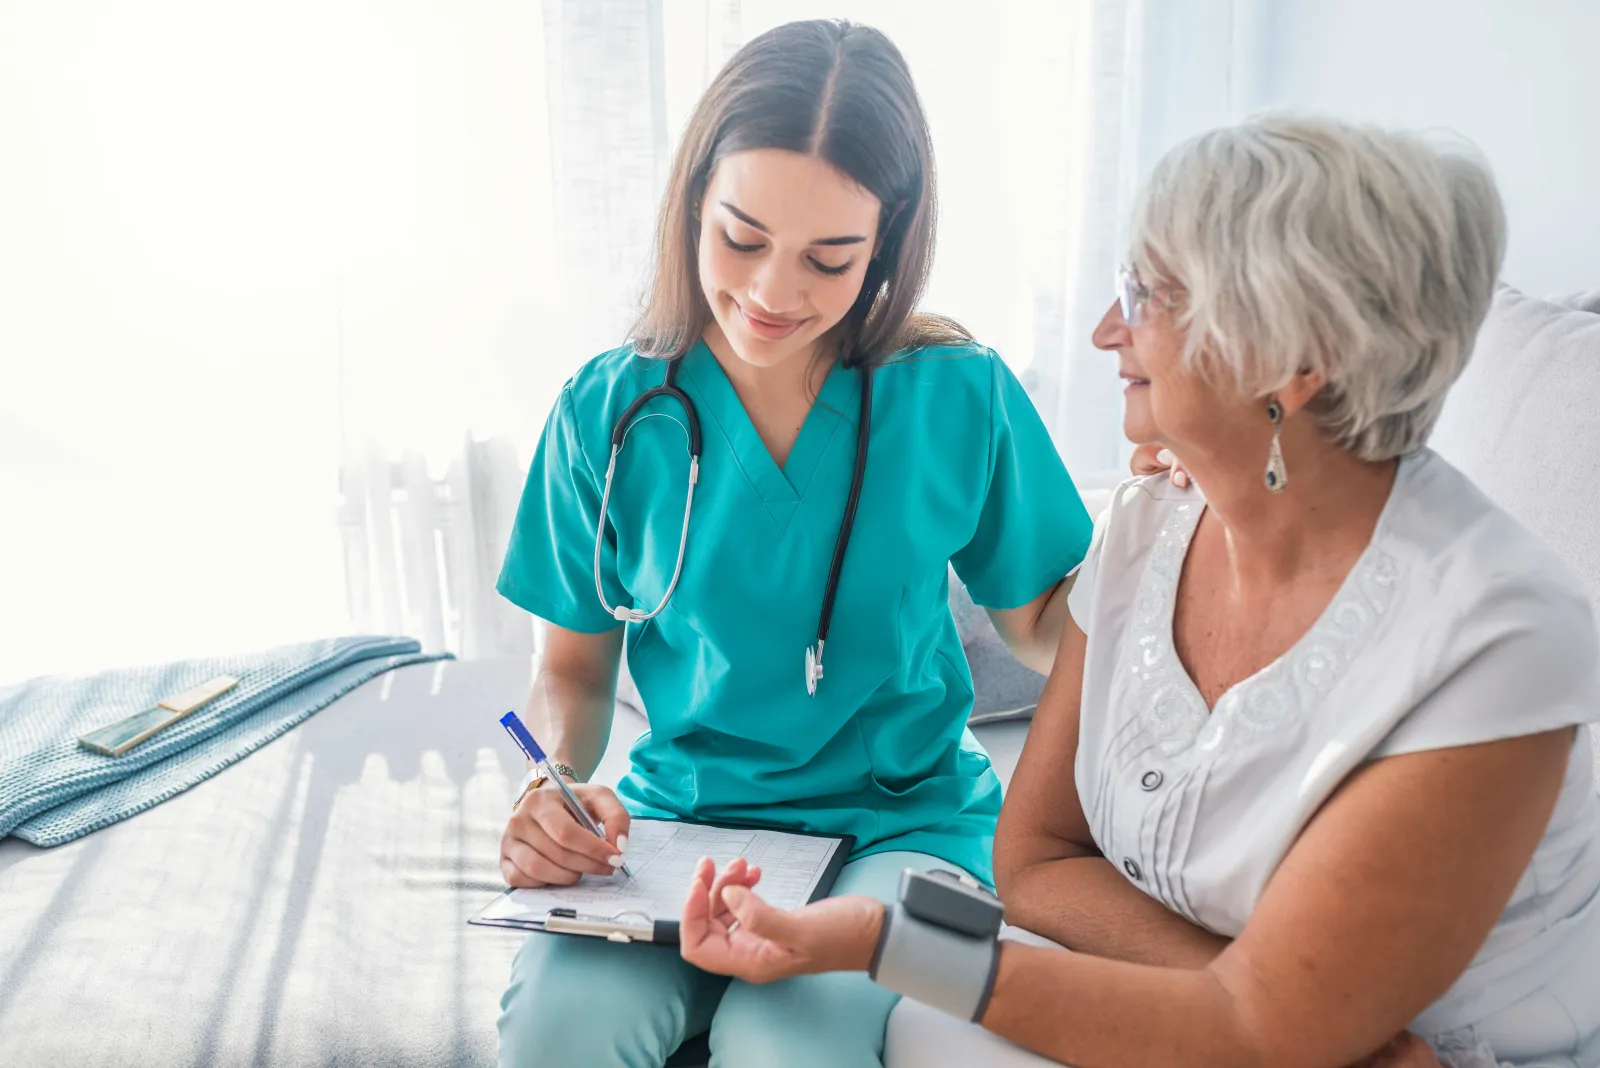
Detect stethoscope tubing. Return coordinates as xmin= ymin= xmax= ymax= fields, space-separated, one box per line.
xmin=595 ymin=355 xmax=872 ymax=695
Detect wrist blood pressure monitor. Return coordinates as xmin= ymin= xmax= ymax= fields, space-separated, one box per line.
xmin=868 ymin=868 xmax=1005 ymax=1022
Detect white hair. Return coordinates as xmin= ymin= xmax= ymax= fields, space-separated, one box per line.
xmin=1130 ymin=114 xmax=1508 ymax=461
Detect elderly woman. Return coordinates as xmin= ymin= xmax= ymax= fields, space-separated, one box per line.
xmin=673 ymin=115 xmax=1600 ymax=1068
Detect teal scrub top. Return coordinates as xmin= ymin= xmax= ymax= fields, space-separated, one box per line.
xmin=497 ymin=339 xmax=1092 ymax=883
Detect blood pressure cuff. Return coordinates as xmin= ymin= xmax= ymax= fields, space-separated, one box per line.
xmin=869 ymin=869 xmax=1004 ymax=1022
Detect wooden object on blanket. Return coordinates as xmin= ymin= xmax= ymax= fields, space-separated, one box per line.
xmin=77 ymin=675 xmax=240 ymax=756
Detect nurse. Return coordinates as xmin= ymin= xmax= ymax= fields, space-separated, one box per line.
xmin=495 ymin=18 xmax=1091 ymax=1068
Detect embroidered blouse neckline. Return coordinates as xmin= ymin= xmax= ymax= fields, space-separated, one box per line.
xmin=1123 ymin=465 xmax=1412 ymax=758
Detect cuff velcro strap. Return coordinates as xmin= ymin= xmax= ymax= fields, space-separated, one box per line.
xmin=869 ymin=903 xmax=1000 ymax=1023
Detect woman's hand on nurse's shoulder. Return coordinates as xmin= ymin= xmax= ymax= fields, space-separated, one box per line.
xmin=1130 ymin=442 xmax=1190 ymax=488
xmin=679 ymin=857 xmax=883 ymax=983
xmin=499 ymin=779 xmax=631 ymax=888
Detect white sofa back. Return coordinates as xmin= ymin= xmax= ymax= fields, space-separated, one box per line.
xmin=1429 ymin=285 xmax=1600 ymax=779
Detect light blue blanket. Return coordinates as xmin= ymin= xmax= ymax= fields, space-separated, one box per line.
xmin=0 ymin=636 xmax=450 ymax=846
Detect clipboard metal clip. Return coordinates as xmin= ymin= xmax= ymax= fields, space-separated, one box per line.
xmin=543 ymin=908 xmax=658 ymax=943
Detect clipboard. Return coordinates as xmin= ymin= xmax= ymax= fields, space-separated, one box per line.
xmin=469 ymin=817 xmax=854 ymax=945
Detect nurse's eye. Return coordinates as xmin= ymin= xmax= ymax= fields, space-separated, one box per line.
xmin=720 ymin=230 xmax=764 ymax=254
xmin=808 ymin=256 xmax=853 ymax=277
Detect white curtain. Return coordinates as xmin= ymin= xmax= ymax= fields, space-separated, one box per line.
xmin=0 ymin=0 xmax=1254 ymax=681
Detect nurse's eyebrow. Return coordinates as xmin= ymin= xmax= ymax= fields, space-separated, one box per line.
xmin=719 ymin=201 xmax=868 ymax=247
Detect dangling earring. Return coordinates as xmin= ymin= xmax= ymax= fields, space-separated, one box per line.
xmin=1264 ymin=398 xmax=1288 ymax=493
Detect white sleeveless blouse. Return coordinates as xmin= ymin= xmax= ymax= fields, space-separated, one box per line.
xmin=1069 ymin=451 xmax=1600 ymax=1066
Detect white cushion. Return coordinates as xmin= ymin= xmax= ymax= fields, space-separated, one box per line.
xmin=1430 ymin=285 xmax=1600 ymax=779
xmin=1551 ymin=289 xmax=1600 ymax=314
xmin=1432 ymin=286 xmax=1600 ymax=604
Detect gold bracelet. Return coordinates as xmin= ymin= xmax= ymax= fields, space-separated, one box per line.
xmin=511 ymin=763 xmax=581 ymax=812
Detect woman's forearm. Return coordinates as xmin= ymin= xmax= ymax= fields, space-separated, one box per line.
xmin=839 ymin=899 xmax=1257 ymax=1068
xmin=1004 ymin=856 xmax=1230 ymax=969
xmin=980 ymin=941 xmax=1262 ymax=1068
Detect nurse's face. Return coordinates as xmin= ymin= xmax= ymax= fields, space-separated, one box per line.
xmin=696 ymin=149 xmax=881 ymax=369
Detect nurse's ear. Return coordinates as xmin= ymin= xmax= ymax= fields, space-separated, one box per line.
xmin=688 ymin=178 xmax=709 ymax=236
xmin=688 ymin=198 xmax=708 ymax=252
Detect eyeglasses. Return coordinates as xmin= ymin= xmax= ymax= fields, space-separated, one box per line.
xmin=1115 ymin=264 xmax=1183 ymax=326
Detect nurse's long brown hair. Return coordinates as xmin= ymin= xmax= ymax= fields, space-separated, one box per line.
xmin=632 ymin=19 xmax=969 ymax=368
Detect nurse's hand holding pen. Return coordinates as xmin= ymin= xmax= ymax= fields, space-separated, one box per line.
xmin=499 ymin=766 xmax=631 ymax=888
xmin=497 ymin=628 xmax=633 ymax=889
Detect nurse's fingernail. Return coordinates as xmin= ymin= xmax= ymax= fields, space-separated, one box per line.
xmin=608 ymin=854 xmax=624 ymax=868
xmin=617 ymin=835 xmax=628 ymax=854
xmin=1174 ymin=469 xmax=1189 ymax=488
xmin=1156 ymin=449 xmax=1174 ymax=467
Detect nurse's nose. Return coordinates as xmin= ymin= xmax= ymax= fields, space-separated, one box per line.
xmin=747 ymin=260 xmax=804 ymax=317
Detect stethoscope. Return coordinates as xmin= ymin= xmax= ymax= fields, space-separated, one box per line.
xmin=594 ymin=357 xmax=874 ymax=696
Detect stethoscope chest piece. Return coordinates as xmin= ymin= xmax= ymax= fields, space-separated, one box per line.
xmin=805 ymin=642 xmax=824 ymax=697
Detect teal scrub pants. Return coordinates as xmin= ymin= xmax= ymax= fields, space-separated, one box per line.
xmin=497 ymin=850 xmax=941 ymax=1068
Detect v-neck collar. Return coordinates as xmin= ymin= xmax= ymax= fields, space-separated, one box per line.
xmin=678 ymin=339 xmax=862 ymax=530
xmin=1124 ymin=456 xmax=1413 ymax=759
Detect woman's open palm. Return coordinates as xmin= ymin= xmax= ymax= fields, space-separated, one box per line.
xmin=678 ymin=856 xmax=880 ymax=984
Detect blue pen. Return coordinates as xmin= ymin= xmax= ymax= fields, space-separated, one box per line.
xmin=500 ymin=710 xmax=634 ymax=882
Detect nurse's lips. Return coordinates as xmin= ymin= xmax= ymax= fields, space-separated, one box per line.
xmin=738 ymin=304 xmax=806 ymax=341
